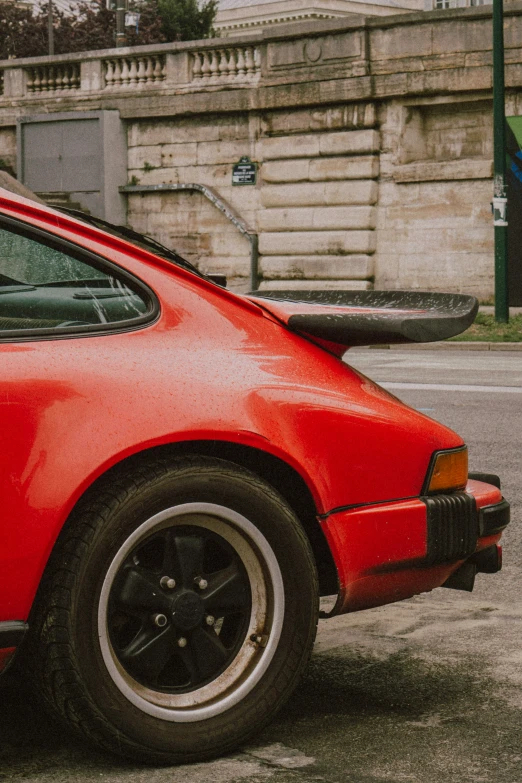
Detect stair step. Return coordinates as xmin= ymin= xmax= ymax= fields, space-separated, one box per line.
xmin=36 ymin=192 xmax=91 ymax=215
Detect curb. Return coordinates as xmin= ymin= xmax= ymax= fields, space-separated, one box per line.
xmin=362 ymin=342 xmax=522 ymax=352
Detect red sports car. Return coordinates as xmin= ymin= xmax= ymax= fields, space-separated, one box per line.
xmin=0 ymin=188 xmax=509 ymax=763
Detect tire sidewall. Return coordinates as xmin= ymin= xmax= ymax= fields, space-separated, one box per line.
xmin=69 ymin=460 xmax=317 ymax=759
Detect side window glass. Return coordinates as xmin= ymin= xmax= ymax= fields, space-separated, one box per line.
xmin=0 ymin=225 xmax=151 ymax=334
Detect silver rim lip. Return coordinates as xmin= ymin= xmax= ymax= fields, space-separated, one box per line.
xmin=98 ymin=502 xmax=285 ymax=723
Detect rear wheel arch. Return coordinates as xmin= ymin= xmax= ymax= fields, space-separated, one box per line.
xmin=54 ymin=440 xmax=339 ymax=600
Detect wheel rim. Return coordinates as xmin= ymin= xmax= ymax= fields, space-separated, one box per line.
xmin=98 ymin=503 xmax=285 ymax=722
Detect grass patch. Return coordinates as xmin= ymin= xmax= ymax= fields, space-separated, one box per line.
xmin=449 ymin=312 xmax=522 ymax=342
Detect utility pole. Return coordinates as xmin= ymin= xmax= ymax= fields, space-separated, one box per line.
xmin=48 ymin=0 xmax=54 ymax=56
xmin=116 ymin=0 xmax=128 ymax=46
xmin=492 ymin=0 xmax=509 ymax=322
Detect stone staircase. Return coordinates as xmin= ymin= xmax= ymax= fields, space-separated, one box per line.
xmin=36 ymin=192 xmax=90 ymax=214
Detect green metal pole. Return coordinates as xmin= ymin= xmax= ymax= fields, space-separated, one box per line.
xmin=493 ymin=0 xmax=509 ymax=322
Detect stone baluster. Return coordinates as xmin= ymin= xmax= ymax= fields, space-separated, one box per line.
xmin=105 ymin=59 xmax=114 ymax=88
xmin=209 ymin=50 xmax=219 ymax=79
xmin=115 ymin=60 xmax=123 ymax=86
xmin=128 ymin=58 xmax=138 ymax=85
xmin=61 ymin=65 xmax=70 ymax=91
xmin=136 ymin=58 xmax=146 ymax=83
xmin=73 ymin=64 xmax=80 ymax=88
xmin=201 ymin=51 xmax=211 ymax=80
xmin=192 ymin=52 xmax=203 ymax=81
xmin=120 ymin=59 xmax=130 ymax=86
xmin=244 ymin=47 xmax=255 ymax=77
xmin=236 ymin=48 xmax=246 ymax=79
xmin=219 ymin=49 xmax=228 ymax=78
xmin=153 ymin=56 xmax=163 ymax=82
xmin=144 ymin=57 xmax=154 ymax=83
xmin=33 ymin=68 xmax=41 ymax=92
xmin=40 ymin=67 xmax=49 ymax=92
xmin=54 ymin=66 xmax=63 ymax=91
xmin=228 ymin=49 xmax=237 ymax=78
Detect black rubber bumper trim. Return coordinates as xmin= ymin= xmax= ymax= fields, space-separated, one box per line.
xmin=469 ymin=472 xmax=501 ymax=489
xmin=0 ymin=621 xmax=28 ymax=649
xmin=422 ymin=492 xmax=479 ymax=565
xmin=479 ymin=498 xmax=510 ymax=536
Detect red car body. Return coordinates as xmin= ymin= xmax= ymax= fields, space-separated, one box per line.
xmin=0 ymin=188 xmax=509 ymax=761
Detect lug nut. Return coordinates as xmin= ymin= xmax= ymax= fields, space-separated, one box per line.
xmin=250 ymin=633 xmax=269 ymax=647
xmin=177 ymin=637 xmax=187 ymax=648
xmin=160 ymin=576 xmax=176 ymax=590
xmin=194 ymin=577 xmax=208 ymax=590
xmin=152 ymin=613 xmax=168 ymax=628
xmin=206 ymin=615 xmax=215 ymax=626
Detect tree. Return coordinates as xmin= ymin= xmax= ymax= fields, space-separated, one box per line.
xmin=0 ymin=2 xmax=45 ymax=59
xmin=0 ymin=0 xmax=217 ymax=60
xmin=157 ymin=0 xmax=217 ymax=42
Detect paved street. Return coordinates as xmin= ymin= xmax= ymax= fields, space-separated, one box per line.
xmin=1 ymin=349 xmax=521 ymax=783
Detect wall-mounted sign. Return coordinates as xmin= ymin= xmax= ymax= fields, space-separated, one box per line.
xmin=232 ymin=156 xmax=257 ymax=186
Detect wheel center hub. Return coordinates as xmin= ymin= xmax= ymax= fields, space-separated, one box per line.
xmin=171 ymin=590 xmax=205 ymax=631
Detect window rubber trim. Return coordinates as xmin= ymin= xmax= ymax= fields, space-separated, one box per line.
xmin=0 ymin=214 xmax=160 ymax=342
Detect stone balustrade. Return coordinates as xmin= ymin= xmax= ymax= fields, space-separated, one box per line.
xmin=103 ymin=55 xmax=166 ymax=89
xmin=1 ymin=4 xmax=522 ymax=105
xmin=25 ymin=62 xmax=81 ymax=93
xmin=191 ymin=46 xmax=260 ymax=84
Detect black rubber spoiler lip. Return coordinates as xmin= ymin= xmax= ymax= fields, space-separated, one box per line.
xmin=248 ymin=290 xmax=478 ymax=347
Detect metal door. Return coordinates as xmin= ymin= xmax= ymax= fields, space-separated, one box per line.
xmin=21 ymin=118 xmax=101 ymax=194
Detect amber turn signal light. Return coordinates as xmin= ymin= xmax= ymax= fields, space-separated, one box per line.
xmin=426 ymin=447 xmax=468 ymax=494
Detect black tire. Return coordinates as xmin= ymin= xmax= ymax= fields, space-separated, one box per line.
xmin=27 ymin=455 xmax=319 ymax=764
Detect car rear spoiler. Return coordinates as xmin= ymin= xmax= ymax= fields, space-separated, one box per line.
xmin=247 ymin=290 xmax=478 ymax=348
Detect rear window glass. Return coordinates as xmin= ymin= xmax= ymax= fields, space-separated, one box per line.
xmin=0 ymin=225 xmax=152 ymax=334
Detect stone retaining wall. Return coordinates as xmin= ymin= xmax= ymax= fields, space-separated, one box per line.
xmin=1 ymin=4 xmax=520 ymax=295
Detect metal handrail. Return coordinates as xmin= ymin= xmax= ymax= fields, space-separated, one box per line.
xmin=120 ymin=183 xmax=259 ymax=290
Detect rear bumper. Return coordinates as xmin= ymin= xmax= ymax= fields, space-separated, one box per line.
xmin=321 ymin=478 xmax=509 ymax=615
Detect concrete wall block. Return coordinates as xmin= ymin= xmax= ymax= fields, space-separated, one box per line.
xmin=258 ymin=279 xmax=373 ymax=291
xmin=127 ymin=193 xmax=165 ymax=214
xmin=127 ymin=167 xmax=178 ymax=186
xmin=309 ymin=156 xmax=379 ymax=181
xmin=260 ymin=254 xmax=374 ymax=279
xmin=198 ymin=256 xmax=250 ymax=278
xmin=261 ymin=159 xmax=310 ymax=183
xmin=376 ymin=251 xmax=493 ymax=296
xmin=259 ymin=134 xmax=320 ymax=161
xmin=160 ymin=143 xmax=198 ymax=167
xmin=128 ymin=146 xmax=163 ymax=169
xmin=261 ymin=180 xmax=378 ymax=208
xmin=0 ymin=127 xmax=16 ymax=163
xmin=128 ymin=121 xmax=221 ymax=148
xmin=209 ymin=232 xmax=251 ymax=256
xmin=371 ymin=25 xmax=433 ymax=62
xmin=319 ymin=129 xmax=380 ymax=156
xmin=259 ymin=230 xmax=376 ymax=256
xmin=218 ymin=186 xmax=261 ymax=213
xmin=258 ymin=206 xmax=376 ymax=232
xmin=260 ymin=103 xmax=377 ymax=137
xmin=197 ymin=141 xmax=252 ymax=166
xmin=325 ymin=181 xmax=378 ymax=206
xmin=178 ymin=164 xmax=235 ymax=187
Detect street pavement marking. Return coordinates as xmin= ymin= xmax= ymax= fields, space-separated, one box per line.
xmin=381 ymin=382 xmax=522 ymax=394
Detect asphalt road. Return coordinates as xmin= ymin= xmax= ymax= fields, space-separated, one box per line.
xmin=1 ymin=349 xmax=521 ymax=783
